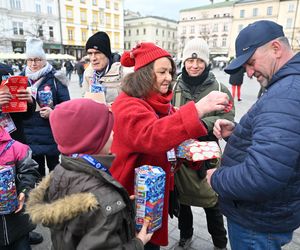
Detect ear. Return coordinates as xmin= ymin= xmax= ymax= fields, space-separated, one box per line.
xmin=270 ymin=40 xmax=283 ymax=58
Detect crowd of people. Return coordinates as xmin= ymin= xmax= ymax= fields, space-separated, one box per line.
xmin=0 ymin=19 xmax=299 ymax=250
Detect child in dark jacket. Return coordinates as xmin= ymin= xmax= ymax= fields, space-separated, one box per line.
xmin=26 ymin=98 xmax=152 ymax=250
xmin=0 ymin=126 xmax=39 ymax=250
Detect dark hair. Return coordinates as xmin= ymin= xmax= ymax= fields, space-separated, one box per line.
xmin=121 ymin=57 xmax=176 ymax=98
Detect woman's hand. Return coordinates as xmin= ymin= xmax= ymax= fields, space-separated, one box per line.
xmin=14 ymin=192 xmax=25 ymax=213
xmin=16 ymin=88 xmax=33 ymax=104
xmin=0 ymin=90 xmax=12 ymax=106
xmin=40 ymin=106 xmax=52 ymax=119
xmin=195 ymin=91 xmax=229 ymax=118
xmin=136 ymin=220 xmax=153 ymax=245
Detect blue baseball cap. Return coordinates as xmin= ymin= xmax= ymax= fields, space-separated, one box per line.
xmin=225 ymin=20 xmax=284 ymax=74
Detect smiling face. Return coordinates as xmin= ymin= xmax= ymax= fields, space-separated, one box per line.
xmin=87 ymin=48 xmax=109 ymax=72
xmin=26 ymin=58 xmax=45 ymax=72
xmin=184 ymin=58 xmax=206 ymax=77
xmin=153 ymin=57 xmax=173 ymax=94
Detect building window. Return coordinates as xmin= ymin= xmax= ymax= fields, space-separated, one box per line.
xmin=223 ymin=23 xmax=228 ymax=32
xmin=68 ymin=29 xmax=73 ymax=40
xmin=213 ymin=38 xmax=217 ymax=48
xmin=222 ymin=37 xmax=227 ymax=47
xmin=143 ymin=28 xmax=146 ymax=35
xmin=80 ymin=0 xmax=85 ymax=3
xmin=49 ymin=26 xmax=53 ymax=38
xmin=156 ymin=29 xmax=159 ymax=35
xmin=80 ymin=9 xmax=87 ymax=23
xmin=213 ymin=23 xmax=218 ymax=32
xmin=114 ymin=15 xmax=119 ymax=27
xmin=35 ymin=0 xmax=41 ymax=13
xmin=38 ymin=25 xmax=43 ymax=37
xmin=124 ymin=30 xmax=126 ymax=36
xmin=10 ymin=0 xmax=21 ymax=9
xmin=106 ymin=13 xmax=111 ymax=26
xmin=82 ymin=30 xmax=87 ymax=41
xmin=66 ymin=7 xmax=73 ymax=19
xmin=106 ymin=0 xmax=110 ymax=9
xmin=288 ymin=3 xmax=294 ymax=12
xmin=240 ymin=9 xmax=245 ymax=18
xmin=162 ymin=30 xmax=165 ymax=37
xmin=253 ymin=8 xmax=258 ymax=17
xmin=114 ymin=2 xmax=119 ymax=10
xmin=286 ymin=18 xmax=293 ymax=29
xmin=182 ymin=27 xmax=186 ymax=34
xmin=47 ymin=5 xmax=53 ymax=14
xmin=12 ymin=21 xmax=23 ymax=35
xmin=99 ymin=10 xmax=104 ymax=24
xmin=136 ymin=29 xmax=139 ymax=35
xmin=128 ymin=30 xmax=131 ymax=36
xmin=190 ymin=25 xmax=195 ymax=34
xmin=267 ymin=6 xmax=273 ymax=16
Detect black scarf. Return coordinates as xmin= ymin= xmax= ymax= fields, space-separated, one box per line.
xmin=181 ymin=64 xmax=211 ymax=87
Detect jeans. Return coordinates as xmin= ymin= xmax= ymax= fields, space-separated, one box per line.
xmin=178 ymin=203 xmax=227 ymax=248
xmin=33 ymin=154 xmax=60 ymax=177
xmin=227 ymin=219 xmax=293 ymax=250
xmin=66 ymin=70 xmax=72 ymax=80
xmin=1 ymin=234 xmax=31 ymax=250
xmin=78 ymin=74 xmax=83 ymax=87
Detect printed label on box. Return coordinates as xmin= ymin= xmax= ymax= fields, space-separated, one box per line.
xmin=134 ymin=165 xmax=166 ymax=233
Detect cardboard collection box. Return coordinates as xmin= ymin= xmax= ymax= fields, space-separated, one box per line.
xmin=135 ymin=165 xmax=166 ymax=233
xmin=0 ymin=165 xmax=18 ymax=215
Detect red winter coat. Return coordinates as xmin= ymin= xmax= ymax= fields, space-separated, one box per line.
xmin=110 ymin=91 xmax=207 ymax=246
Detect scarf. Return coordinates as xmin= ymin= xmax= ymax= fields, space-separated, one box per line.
xmin=181 ymin=64 xmax=211 ymax=87
xmin=25 ymin=62 xmax=53 ymax=82
xmin=145 ymin=90 xmax=175 ymax=118
xmin=91 ymin=60 xmax=112 ymax=85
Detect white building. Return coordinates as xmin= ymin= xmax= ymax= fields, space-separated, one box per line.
xmin=124 ymin=11 xmax=178 ymax=56
xmin=0 ymin=0 xmax=61 ymax=53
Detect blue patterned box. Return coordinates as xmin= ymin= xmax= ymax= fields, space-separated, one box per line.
xmin=135 ymin=165 xmax=166 ymax=233
xmin=0 ymin=165 xmax=18 ymax=215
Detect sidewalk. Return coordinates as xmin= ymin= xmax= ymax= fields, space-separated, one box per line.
xmin=33 ymin=70 xmax=300 ymax=250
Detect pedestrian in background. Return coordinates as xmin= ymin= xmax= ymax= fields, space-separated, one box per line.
xmin=228 ymin=66 xmax=245 ymax=102
xmin=22 ymin=37 xmax=70 ymax=177
xmin=82 ymin=31 xmax=123 ymax=103
xmin=0 ymin=126 xmax=40 ymax=250
xmin=110 ymin=42 xmax=230 ymax=249
xmin=74 ymin=59 xmax=85 ymax=87
xmin=27 ymin=98 xmax=153 ymax=249
xmin=64 ymin=60 xmax=73 ymax=80
xmin=172 ymin=38 xmax=233 ymax=250
xmin=207 ymin=20 xmax=300 ymax=250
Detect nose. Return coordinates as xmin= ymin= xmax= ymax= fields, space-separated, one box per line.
xmin=166 ymin=72 xmax=172 ymax=81
xmin=245 ymin=65 xmax=254 ymax=78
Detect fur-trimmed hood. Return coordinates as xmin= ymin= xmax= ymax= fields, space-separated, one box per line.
xmin=26 ymin=173 xmax=99 ymax=226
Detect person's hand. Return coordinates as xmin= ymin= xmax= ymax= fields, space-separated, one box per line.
xmin=14 ymin=192 xmax=25 ymax=213
xmin=136 ymin=220 xmax=153 ymax=245
xmin=195 ymin=91 xmax=229 ymax=118
xmin=0 ymin=90 xmax=12 ymax=106
xmin=16 ymin=88 xmax=33 ymax=104
xmin=213 ymin=119 xmax=235 ymax=139
xmin=206 ymin=168 xmax=217 ymax=187
xmin=40 ymin=107 xmax=52 ymax=119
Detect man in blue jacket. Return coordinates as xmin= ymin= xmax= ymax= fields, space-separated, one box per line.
xmin=207 ymin=20 xmax=300 ymax=250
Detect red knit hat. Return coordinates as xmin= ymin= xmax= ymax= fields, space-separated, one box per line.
xmin=120 ymin=42 xmax=171 ymax=71
xmin=49 ymin=98 xmax=114 ymax=155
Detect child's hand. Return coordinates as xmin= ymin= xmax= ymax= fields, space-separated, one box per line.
xmin=40 ymin=107 xmax=52 ymax=119
xmin=136 ymin=220 xmax=153 ymax=245
xmin=14 ymin=192 xmax=25 ymax=213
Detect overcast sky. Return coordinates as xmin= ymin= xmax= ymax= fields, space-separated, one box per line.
xmin=123 ymin=0 xmax=225 ymax=20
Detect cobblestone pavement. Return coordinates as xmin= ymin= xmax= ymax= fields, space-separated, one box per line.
xmin=32 ymin=69 xmax=300 ymax=250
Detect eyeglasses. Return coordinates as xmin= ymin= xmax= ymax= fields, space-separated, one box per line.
xmin=27 ymin=58 xmax=43 ymax=63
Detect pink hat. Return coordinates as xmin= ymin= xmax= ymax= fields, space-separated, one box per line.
xmin=49 ymin=99 xmax=113 ymax=155
xmin=121 ymin=42 xmax=171 ymax=71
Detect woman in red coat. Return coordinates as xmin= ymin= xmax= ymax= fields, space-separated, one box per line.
xmin=110 ymin=43 xmax=230 ymax=249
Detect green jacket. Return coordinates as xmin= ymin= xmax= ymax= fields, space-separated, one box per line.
xmin=172 ymin=71 xmax=235 ymax=207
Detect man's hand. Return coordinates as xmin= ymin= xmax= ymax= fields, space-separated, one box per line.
xmin=206 ymin=168 xmax=217 ymax=187
xmin=213 ymin=119 xmax=235 ymax=139
xmin=16 ymin=88 xmax=33 ymax=104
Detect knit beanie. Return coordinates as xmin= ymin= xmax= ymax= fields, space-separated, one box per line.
xmin=182 ymin=38 xmax=209 ymax=65
xmin=49 ymin=98 xmax=114 ymax=155
xmin=120 ymin=43 xmax=171 ymax=71
xmin=85 ymin=31 xmax=112 ymax=59
xmin=25 ymin=37 xmax=46 ymax=59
